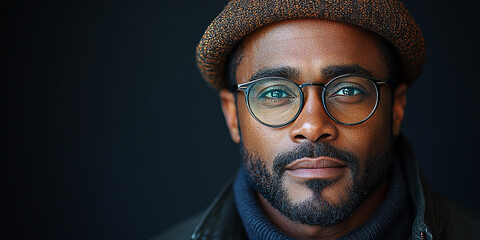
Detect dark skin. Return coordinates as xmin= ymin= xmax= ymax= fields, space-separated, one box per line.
xmin=220 ymin=19 xmax=408 ymax=240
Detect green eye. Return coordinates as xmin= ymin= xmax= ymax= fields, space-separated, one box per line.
xmin=255 ymin=86 xmax=297 ymax=107
xmin=334 ymin=87 xmax=362 ymax=96
xmin=263 ymin=89 xmax=289 ymax=98
xmin=256 ymin=85 xmax=294 ymax=100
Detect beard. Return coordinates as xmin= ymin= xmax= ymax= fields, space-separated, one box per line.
xmin=242 ymin=141 xmax=393 ymax=226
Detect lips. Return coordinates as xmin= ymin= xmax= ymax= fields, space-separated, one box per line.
xmin=284 ymin=157 xmax=348 ymax=179
xmin=285 ymin=157 xmax=347 ymax=170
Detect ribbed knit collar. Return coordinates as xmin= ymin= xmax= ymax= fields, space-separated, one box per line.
xmin=233 ymin=157 xmax=414 ymax=240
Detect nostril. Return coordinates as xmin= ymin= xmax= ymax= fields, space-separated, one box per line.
xmin=293 ymin=131 xmax=333 ymax=143
xmin=294 ymin=134 xmax=307 ymax=140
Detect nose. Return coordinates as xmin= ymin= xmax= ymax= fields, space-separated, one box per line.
xmin=289 ymin=88 xmax=338 ymax=143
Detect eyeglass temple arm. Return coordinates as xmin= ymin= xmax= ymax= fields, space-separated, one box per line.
xmin=229 ymin=83 xmax=250 ymax=93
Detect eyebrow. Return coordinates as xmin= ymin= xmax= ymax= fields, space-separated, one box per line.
xmin=248 ymin=66 xmax=300 ymax=82
xmin=321 ymin=65 xmax=373 ymax=80
xmin=247 ymin=64 xmax=373 ymax=83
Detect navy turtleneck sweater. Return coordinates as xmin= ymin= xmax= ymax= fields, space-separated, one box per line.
xmin=233 ymin=158 xmax=414 ymax=239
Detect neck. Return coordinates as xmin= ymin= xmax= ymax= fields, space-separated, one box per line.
xmin=257 ymin=179 xmax=388 ymax=240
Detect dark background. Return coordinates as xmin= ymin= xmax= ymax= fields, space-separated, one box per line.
xmin=3 ymin=0 xmax=480 ymax=239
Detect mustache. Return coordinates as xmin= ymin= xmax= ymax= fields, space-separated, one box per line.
xmin=272 ymin=142 xmax=359 ymax=176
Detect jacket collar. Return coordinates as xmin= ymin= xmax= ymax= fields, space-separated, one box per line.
xmin=191 ymin=174 xmax=246 ymax=240
xmin=395 ymin=134 xmax=432 ymax=240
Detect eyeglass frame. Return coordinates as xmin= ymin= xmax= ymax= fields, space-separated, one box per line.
xmin=230 ymin=73 xmax=393 ymax=128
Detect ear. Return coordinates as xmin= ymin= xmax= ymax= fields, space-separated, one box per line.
xmin=392 ymin=83 xmax=408 ymax=137
xmin=220 ymin=89 xmax=241 ymax=143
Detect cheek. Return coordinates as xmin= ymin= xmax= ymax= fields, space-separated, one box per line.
xmin=237 ymin=98 xmax=268 ymax=152
xmin=237 ymin=99 xmax=291 ymax=167
xmin=342 ymin=89 xmax=393 ymax=162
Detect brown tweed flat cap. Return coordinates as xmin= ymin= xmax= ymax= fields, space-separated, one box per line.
xmin=196 ymin=0 xmax=426 ymax=89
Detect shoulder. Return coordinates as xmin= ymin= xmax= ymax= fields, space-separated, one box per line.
xmin=150 ymin=213 xmax=202 ymax=240
xmin=423 ymin=182 xmax=480 ymax=239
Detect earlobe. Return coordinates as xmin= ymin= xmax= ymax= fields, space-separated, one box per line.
xmin=220 ymin=89 xmax=241 ymax=143
xmin=392 ymin=83 xmax=408 ymax=137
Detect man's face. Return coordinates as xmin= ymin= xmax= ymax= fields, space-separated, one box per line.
xmin=221 ymin=19 xmax=405 ymax=225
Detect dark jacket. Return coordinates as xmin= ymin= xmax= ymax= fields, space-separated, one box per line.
xmin=154 ymin=136 xmax=480 ymax=240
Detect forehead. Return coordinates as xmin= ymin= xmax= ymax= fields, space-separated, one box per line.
xmin=235 ymin=19 xmax=388 ymax=83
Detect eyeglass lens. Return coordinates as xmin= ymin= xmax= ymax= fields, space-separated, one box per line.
xmin=246 ymin=76 xmax=378 ymax=127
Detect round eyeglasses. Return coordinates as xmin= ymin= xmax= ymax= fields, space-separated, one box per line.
xmin=231 ymin=74 xmax=391 ymax=128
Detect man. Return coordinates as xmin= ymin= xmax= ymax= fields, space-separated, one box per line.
xmin=156 ymin=0 xmax=480 ymax=239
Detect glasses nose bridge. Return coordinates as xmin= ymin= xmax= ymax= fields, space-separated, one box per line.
xmin=298 ymin=82 xmax=327 ymax=102
xmin=299 ymin=82 xmax=326 ymax=90
xmin=297 ymin=82 xmax=328 ymax=118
